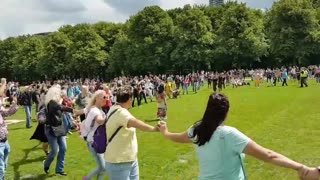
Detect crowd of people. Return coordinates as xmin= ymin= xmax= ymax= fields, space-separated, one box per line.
xmin=0 ymin=66 xmax=319 ymax=179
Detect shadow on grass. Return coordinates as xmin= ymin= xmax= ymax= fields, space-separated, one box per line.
xmin=19 ymin=174 xmax=55 ymax=180
xmin=144 ymin=119 xmax=159 ymax=122
xmin=8 ymin=127 xmax=27 ymax=131
xmin=11 ymin=142 xmax=49 ymax=180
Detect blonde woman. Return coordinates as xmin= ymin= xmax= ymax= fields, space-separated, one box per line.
xmin=43 ymin=86 xmax=78 ymax=176
xmin=82 ymin=90 xmax=108 ymax=180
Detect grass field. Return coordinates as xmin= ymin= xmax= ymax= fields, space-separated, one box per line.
xmin=4 ymin=80 xmax=320 ymax=180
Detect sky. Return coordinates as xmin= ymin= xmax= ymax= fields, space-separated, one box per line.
xmin=0 ymin=0 xmax=276 ymax=39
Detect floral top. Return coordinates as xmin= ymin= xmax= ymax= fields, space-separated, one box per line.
xmin=0 ymin=104 xmax=19 ymax=140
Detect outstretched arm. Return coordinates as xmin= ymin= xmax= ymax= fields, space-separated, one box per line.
xmin=0 ymin=98 xmax=18 ymax=118
xmin=244 ymin=141 xmax=303 ymax=170
xmin=244 ymin=141 xmax=320 ymax=179
xmin=158 ymin=121 xmax=191 ymax=143
xmin=0 ymin=78 xmax=6 ymax=97
xmin=128 ymin=118 xmax=158 ymax=132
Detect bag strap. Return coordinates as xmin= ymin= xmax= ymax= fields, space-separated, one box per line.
xmin=222 ymin=133 xmax=247 ymax=180
xmin=108 ymin=126 xmax=122 ymax=144
xmin=239 ymin=154 xmax=247 ymax=180
xmin=107 ymin=109 xmax=122 ymax=144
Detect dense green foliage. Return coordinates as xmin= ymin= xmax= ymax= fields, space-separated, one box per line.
xmin=0 ymin=0 xmax=320 ymax=81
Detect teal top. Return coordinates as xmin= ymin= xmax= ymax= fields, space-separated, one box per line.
xmin=188 ymin=126 xmax=250 ymax=180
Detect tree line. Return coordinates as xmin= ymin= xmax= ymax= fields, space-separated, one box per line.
xmin=0 ymin=0 xmax=319 ymax=82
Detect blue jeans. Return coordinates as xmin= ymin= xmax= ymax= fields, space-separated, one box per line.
xmin=192 ymin=82 xmax=198 ymax=93
xmin=44 ymin=127 xmax=67 ymax=173
xmin=0 ymin=141 xmax=10 ymax=180
xmin=105 ymin=160 xmax=139 ymax=180
xmin=183 ymin=84 xmax=188 ymax=94
xmin=24 ymin=106 xmax=32 ymax=128
xmin=63 ymin=113 xmax=73 ymax=132
xmin=86 ymin=142 xmax=106 ymax=180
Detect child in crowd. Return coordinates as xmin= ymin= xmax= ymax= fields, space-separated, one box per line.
xmin=156 ymin=84 xmax=167 ymax=120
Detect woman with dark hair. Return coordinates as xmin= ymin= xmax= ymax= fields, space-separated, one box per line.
xmin=105 ymin=85 xmax=159 ymax=180
xmin=158 ymin=93 xmax=320 ymax=180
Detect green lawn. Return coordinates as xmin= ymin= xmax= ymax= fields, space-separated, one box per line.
xmin=4 ymin=80 xmax=320 ymax=180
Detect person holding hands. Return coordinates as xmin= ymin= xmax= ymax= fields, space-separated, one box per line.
xmin=158 ymin=93 xmax=320 ymax=180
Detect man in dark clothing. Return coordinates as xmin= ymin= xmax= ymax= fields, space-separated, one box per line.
xmin=212 ymin=74 xmax=218 ymax=92
xmin=20 ymin=86 xmax=34 ymax=128
xmin=131 ymin=82 xmax=141 ymax=107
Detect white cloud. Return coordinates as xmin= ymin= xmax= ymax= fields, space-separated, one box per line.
xmin=0 ymin=0 xmax=125 ymax=39
xmin=0 ymin=0 xmax=275 ymax=39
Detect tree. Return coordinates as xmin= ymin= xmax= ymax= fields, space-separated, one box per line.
xmin=170 ymin=5 xmax=214 ymax=72
xmin=213 ymin=2 xmax=268 ymax=70
xmin=265 ymin=0 xmax=319 ymax=65
xmin=38 ymin=32 xmax=71 ymax=79
xmin=108 ymin=31 xmax=132 ymax=76
xmin=11 ymin=36 xmax=44 ymax=81
xmin=0 ymin=37 xmax=22 ymax=79
xmin=125 ymin=5 xmax=174 ymax=74
xmin=66 ymin=24 xmax=107 ymax=78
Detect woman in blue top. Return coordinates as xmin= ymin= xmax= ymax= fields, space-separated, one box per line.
xmin=158 ymin=93 xmax=320 ymax=180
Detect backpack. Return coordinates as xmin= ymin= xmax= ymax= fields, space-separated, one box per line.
xmin=82 ymin=108 xmax=119 ymax=153
xmin=17 ymin=93 xmax=26 ymax=105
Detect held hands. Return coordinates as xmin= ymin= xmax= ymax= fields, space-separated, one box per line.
xmin=157 ymin=121 xmax=168 ymax=135
xmin=298 ymin=166 xmax=320 ymax=180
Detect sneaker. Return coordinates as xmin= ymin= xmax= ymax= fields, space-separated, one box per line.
xmin=43 ymin=160 xmax=49 ymax=174
xmin=56 ymin=172 xmax=67 ymax=176
xmin=68 ymin=131 xmax=73 ymax=135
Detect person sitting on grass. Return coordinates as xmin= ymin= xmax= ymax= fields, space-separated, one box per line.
xmin=158 ymin=93 xmax=320 ymax=180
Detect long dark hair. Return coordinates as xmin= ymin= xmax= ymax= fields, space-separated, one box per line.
xmin=192 ymin=93 xmax=230 ymax=146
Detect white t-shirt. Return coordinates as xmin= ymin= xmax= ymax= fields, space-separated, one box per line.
xmin=83 ymin=107 xmax=106 ymax=143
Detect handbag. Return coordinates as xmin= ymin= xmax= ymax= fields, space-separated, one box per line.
xmin=51 ymin=115 xmax=67 ymax=137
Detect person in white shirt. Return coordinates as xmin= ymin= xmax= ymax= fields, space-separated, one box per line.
xmin=82 ymin=90 xmax=108 ymax=180
xmin=144 ymin=80 xmax=154 ymax=102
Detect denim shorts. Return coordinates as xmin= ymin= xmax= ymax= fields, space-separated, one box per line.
xmin=105 ymin=160 xmax=139 ymax=180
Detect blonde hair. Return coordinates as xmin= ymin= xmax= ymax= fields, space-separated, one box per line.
xmin=61 ymin=89 xmax=67 ymax=97
xmin=86 ymin=90 xmax=105 ymax=110
xmin=45 ymin=86 xmax=61 ymax=105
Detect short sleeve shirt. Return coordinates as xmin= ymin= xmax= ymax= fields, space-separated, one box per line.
xmin=105 ymin=105 xmax=137 ymax=163
xmin=188 ymin=126 xmax=251 ymax=180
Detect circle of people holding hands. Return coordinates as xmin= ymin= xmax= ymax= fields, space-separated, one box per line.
xmin=0 ymin=66 xmax=320 ymax=180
